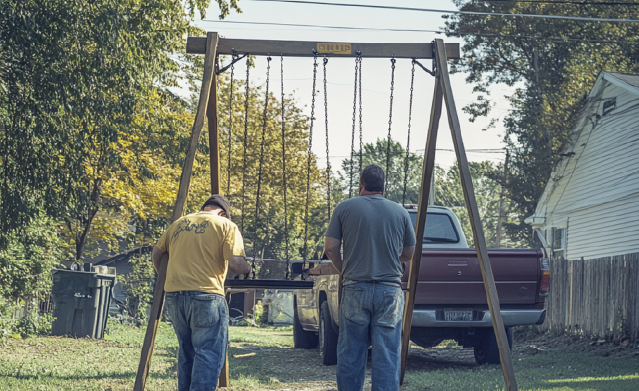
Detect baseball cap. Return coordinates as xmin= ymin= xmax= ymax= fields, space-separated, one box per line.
xmin=201 ymin=195 xmax=231 ymax=218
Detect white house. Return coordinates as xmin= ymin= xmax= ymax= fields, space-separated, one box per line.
xmin=525 ymin=72 xmax=639 ymax=261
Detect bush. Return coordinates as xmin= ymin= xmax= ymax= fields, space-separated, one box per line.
xmin=120 ymin=252 xmax=155 ymax=320
xmin=0 ymin=215 xmax=64 ymax=338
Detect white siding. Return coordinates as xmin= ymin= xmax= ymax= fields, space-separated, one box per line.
xmin=537 ymin=75 xmax=639 ymax=260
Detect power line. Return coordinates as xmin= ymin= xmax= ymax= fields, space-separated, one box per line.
xmin=488 ymin=0 xmax=639 ymax=5
xmin=201 ymin=20 xmax=639 ymax=44
xmin=249 ymin=0 xmax=639 ymax=23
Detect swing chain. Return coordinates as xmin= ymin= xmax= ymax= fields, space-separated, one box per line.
xmin=303 ymin=52 xmax=319 ymax=262
xmin=250 ymin=55 xmax=272 ymax=279
xmin=402 ymin=60 xmax=416 ymax=206
xmin=226 ymin=57 xmax=235 ymax=196
xmin=349 ymin=55 xmax=360 ymax=198
xmin=385 ymin=56 xmax=396 ymax=196
xmin=358 ymin=51 xmax=363 ymax=174
xmin=240 ymin=56 xmax=251 ymax=233
xmin=323 ymin=56 xmax=331 ymax=221
xmin=281 ymin=54 xmax=292 ymax=279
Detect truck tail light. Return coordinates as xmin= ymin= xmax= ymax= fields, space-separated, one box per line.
xmin=539 ymin=258 xmax=550 ymax=297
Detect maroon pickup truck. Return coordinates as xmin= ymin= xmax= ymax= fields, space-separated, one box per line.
xmin=292 ymin=205 xmax=550 ymax=366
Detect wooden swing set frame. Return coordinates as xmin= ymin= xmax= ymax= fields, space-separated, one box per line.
xmin=133 ymin=33 xmax=518 ymax=391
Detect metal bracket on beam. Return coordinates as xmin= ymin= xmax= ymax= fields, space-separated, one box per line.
xmin=413 ymin=59 xmax=435 ymax=77
xmin=216 ymin=52 xmax=248 ymax=75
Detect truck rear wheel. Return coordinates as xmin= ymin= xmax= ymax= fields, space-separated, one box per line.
xmin=293 ymin=302 xmax=318 ymax=349
xmin=474 ymin=326 xmax=513 ymax=365
xmin=320 ymin=301 xmax=338 ymax=366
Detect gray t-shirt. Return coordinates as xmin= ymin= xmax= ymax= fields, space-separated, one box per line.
xmin=325 ymin=195 xmax=416 ymax=284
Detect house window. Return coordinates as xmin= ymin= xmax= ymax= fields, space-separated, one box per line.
xmin=602 ymin=98 xmax=616 ymax=116
xmin=552 ymin=227 xmax=566 ymax=259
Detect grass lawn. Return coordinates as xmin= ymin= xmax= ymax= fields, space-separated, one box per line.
xmin=0 ymin=319 xmax=637 ymax=390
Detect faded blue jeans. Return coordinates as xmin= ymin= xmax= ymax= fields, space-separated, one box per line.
xmin=336 ymin=282 xmax=405 ymax=391
xmin=165 ymin=291 xmax=229 ymax=391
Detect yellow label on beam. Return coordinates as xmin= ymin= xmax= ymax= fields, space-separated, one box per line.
xmin=317 ymin=43 xmax=352 ymax=54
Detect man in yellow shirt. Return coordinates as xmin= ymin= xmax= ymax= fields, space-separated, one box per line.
xmin=152 ymin=195 xmax=250 ymax=391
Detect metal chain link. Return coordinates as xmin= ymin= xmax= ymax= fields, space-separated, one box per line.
xmin=385 ymin=57 xmax=396 ymax=197
xmin=323 ymin=56 xmax=331 ymax=221
xmin=281 ymin=54 xmax=291 ymax=279
xmin=226 ymin=61 xmax=234 ymax=196
xmin=348 ymin=56 xmax=359 ymax=199
xmin=402 ymin=60 xmax=416 ymax=206
xmin=251 ymin=55 xmax=272 ymax=278
xmin=358 ymin=53 xmax=363 ymax=174
xmin=303 ymin=53 xmax=319 ymax=262
xmin=240 ymin=57 xmax=250 ymax=233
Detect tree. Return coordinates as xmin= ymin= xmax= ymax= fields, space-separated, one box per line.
xmin=435 ymin=161 xmax=522 ymax=248
xmin=444 ymin=1 xmax=639 ymax=244
xmin=0 ymin=0 xmax=240 ymax=249
xmin=337 ymin=138 xmax=424 ymax=205
xmin=210 ymin=69 xmax=329 ymax=263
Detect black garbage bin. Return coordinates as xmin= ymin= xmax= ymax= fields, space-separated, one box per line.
xmin=51 ymin=269 xmax=116 ymax=339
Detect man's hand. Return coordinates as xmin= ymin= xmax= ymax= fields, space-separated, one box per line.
xmin=324 ymin=237 xmax=343 ymax=273
xmin=228 ymin=255 xmax=251 ymax=275
xmin=152 ymin=246 xmax=167 ymax=272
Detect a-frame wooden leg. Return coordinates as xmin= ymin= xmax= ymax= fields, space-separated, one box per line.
xmin=399 ymin=71 xmax=444 ymax=385
xmin=205 ymin=48 xmax=231 ymax=388
xmin=433 ymin=38 xmax=518 ymax=390
xmin=133 ymin=31 xmax=219 ymax=391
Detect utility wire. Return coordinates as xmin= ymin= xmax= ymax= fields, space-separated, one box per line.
xmin=249 ymin=0 xmax=639 ymax=23
xmin=201 ymin=20 xmax=639 ymax=44
xmin=487 ymin=0 xmax=639 ymax=5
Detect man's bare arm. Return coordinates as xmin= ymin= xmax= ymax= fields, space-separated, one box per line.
xmin=228 ymin=255 xmax=251 ymax=275
xmin=324 ymin=237 xmax=343 ymax=273
xmin=400 ymin=245 xmax=415 ymax=271
xmin=152 ymin=246 xmax=167 ymax=272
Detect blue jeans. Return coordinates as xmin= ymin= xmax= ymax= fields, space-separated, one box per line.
xmin=336 ymin=282 xmax=404 ymax=391
xmin=165 ymin=291 xmax=229 ymax=391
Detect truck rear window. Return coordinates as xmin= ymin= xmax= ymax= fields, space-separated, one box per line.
xmin=409 ymin=212 xmax=460 ymax=243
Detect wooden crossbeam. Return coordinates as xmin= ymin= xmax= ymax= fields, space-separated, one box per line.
xmin=186 ymin=37 xmax=460 ymax=59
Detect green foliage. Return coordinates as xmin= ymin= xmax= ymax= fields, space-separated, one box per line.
xmin=337 ymin=138 xmax=423 ymax=204
xmin=209 ymin=70 xmax=329 ymax=262
xmin=0 ymin=0 xmax=239 ymax=256
xmin=435 ymin=161 xmax=522 ymax=248
xmin=445 ymin=0 xmax=639 ymax=244
xmin=254 ymin=301 xmax=267 ymax=325
xmin=0 ymin=215 xmax=64 ymax=337
xmin=120 ymin=253 xmax=155 ymax=320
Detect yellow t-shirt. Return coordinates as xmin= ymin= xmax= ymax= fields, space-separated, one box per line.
xmin=156 ymin=211 xmax=245 ymax=296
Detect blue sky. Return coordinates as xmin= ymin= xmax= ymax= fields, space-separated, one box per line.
xmin=194 ymin=0 xmax=514 ymax=170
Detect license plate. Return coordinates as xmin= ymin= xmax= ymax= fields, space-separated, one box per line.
xmin=444 ymin=309 xmax=473 ymax=321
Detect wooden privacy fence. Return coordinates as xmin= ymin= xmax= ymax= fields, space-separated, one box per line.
xmin=538 ymin=252 xmax=639 ymax=345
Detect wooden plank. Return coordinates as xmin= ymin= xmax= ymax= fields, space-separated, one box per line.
xmin=133 ymin=32 xmax=219 ymax=391
xmin=208 ymin=55 xmax=221 ymax=195
xmin=399 ymin=75 xmax=444 ymax=385
xmin=187 ymin=36 xmax=461 ymax=59
xmin=434 ymin=38 xmax=518 ymax=391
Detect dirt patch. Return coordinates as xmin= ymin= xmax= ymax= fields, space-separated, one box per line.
xmin=513 ymin=329 xmax=639 ymax=361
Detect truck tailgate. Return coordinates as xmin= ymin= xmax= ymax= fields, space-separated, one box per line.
xmin=401 ymin=248 xmax=543 ymax=305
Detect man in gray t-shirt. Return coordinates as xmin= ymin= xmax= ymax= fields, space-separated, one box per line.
xmin=325 ymin=164 xmax=416 ymax=391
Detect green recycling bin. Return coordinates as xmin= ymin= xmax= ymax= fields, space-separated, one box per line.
xmin=51 ymin=269 xmax=116 ymax=339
